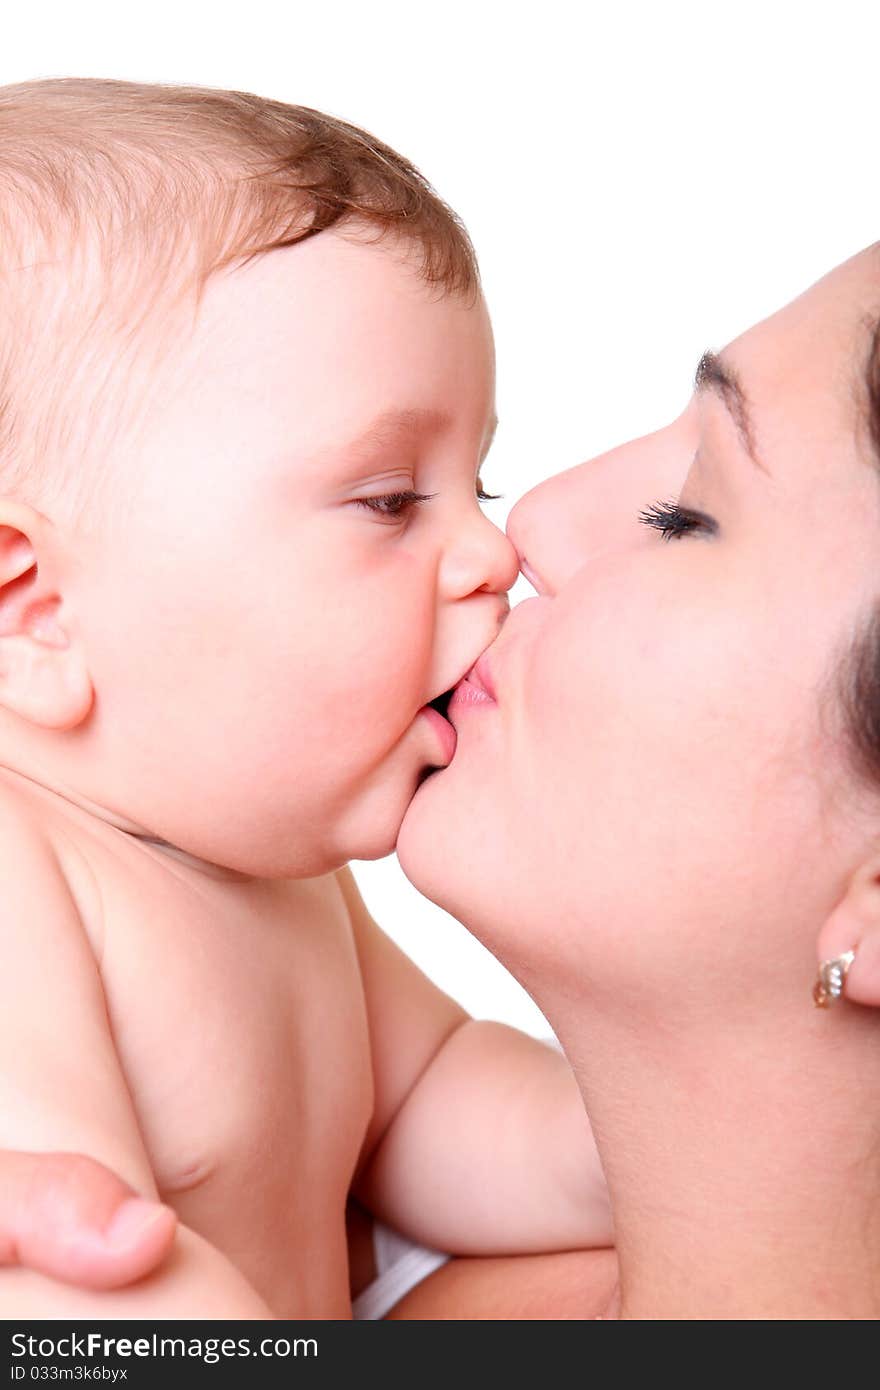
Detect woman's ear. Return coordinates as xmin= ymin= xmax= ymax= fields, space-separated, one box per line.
xmin=0 ymin=503 xmax=93 ymax=731
xmin=816 ymin=858 xmax=880 ymax=1008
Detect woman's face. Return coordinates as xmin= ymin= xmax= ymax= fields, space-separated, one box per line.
xmin=397 ymin=246 xmax=880 ymax=1017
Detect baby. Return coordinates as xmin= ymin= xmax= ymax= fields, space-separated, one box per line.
xmin=0 ymin=79 xmax=609 ymax=1319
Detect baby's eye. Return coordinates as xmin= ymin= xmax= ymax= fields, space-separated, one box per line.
xmin=355 ymin=489 xmax=435 ymax=522
xmin=638 ymin=499 xmax=718 ymax=541
xmin=476 ymin=477 xmax=502 ymax=503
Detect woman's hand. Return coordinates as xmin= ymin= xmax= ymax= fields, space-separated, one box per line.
xmin=0 ymin=1151 xmax=176 ymax=1289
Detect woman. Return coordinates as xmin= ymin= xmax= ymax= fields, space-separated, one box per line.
xmin=4 ymin=243 xmax=880 ymax=1318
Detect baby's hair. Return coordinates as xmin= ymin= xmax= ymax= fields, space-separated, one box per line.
xmin=0 ymin=78 xmax=478 ymax=525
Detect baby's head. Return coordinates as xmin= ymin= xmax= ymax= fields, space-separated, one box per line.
xmin=0 ymin=79 xmax=517 ymax=875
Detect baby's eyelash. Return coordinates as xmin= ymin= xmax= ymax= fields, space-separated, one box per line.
xmin=638 ymin=499 xmax=717 ymax=541
xmin=356 ymin=490 xmax=435 ymax=520
xmin=356 ymin=481 xmax=501 ymax=521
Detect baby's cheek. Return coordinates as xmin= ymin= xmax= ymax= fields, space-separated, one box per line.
xmin=305 ymin=629 xmax=429 ymax=760
xmin=346 ymin=581 xmax=434 ymax=696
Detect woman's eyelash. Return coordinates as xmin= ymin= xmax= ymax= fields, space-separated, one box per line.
xmin=638 ymin=499 xmax=717 ymax=541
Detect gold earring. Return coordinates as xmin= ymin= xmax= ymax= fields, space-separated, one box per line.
xmin=813 ymin=950 xmax=856 ymax=1008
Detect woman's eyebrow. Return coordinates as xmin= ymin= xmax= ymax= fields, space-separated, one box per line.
xmin=694 ymin=351 xmax=769 ymax=475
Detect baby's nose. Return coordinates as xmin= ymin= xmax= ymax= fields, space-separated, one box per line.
xmin=442 ymin=511 xmax=519 ymax=600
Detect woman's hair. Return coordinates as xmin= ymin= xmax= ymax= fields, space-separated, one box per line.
xmin=0 ymin=78 xmax=478 ymax=519
xmin=836 ymin=314 xmax=880 ymax=791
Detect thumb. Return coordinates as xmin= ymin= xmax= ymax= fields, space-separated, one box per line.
xmin=1 ymin=1151 xmax=177 ymax=1290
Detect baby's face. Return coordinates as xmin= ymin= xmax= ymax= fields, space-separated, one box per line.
xmin=80 ymin=233 xmax=516 ymax=875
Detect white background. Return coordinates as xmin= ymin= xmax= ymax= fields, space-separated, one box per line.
xmin=3 ymin=1 xmax=878 ymax=1034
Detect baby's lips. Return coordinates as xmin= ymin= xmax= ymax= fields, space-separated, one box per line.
xmin=419 ymin=703 xmax=457 ymax=766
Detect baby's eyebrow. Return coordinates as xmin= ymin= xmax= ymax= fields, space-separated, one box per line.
xmin=320 ymin=407 xmax=498 ymax=473
xmin=694 ymin=350 xmax=769 ymax=475
xmin=341 ymin=407 xmax=451 ymax=461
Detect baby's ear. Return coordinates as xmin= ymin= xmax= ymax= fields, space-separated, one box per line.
xmin=816 ymin=856 xmax=880 ymax=1008
xmin=0 ymin=502 xmax=93 ymax=730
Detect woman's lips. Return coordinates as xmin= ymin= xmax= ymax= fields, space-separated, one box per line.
xmin=466 ymin=652 xmax=497 ymax=700
xmin=448 ymin=653 xmax=497 ymax=721
xmin=419 ymin=704 xmax=458 ymax=764
xmin=418 ymin=652 xmax=496 ymax=766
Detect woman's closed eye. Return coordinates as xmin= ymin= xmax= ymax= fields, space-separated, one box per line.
xmin=638 ymin=499 xmax=718 ymax=541
xmin=476 ymin=476 xmax=502 ymax=503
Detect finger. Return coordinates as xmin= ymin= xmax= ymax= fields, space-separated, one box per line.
xmin=0 ymin=1151 xmax=177 ymax=1290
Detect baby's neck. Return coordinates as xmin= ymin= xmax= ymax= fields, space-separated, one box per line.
xmin=0 ymin=762 xmax=249 ymax=882
xmin=120 ymin=828 xmax=248 ymax=880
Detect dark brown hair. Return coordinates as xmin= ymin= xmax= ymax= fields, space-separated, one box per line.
xmin=836 ymin=315 xmax=880 ymax=790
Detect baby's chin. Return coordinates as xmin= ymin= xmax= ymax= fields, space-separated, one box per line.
xmin=238 ymin=750 xmax=447 ymax=875
xmin=329 ymin=762 xmax=437 ymax=866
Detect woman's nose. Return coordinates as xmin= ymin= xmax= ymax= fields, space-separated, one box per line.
xmin=439 ymin=511 xmax=520 ymax=601
xmin=507 ymin=460 xmax=604 ymax=596
xmin=508 ymin=428 xmax=691 ymax=596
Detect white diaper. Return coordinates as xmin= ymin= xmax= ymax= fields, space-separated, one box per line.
xmin=351 ymin=1221 xmax=449 ymax=1321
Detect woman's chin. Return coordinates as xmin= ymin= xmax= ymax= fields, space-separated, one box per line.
xmin=395 ymin=763 xmax=458 ymax=899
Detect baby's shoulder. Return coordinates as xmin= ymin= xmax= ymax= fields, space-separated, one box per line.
xmin=0 ymin=771 xmax=53 ymax=849
xmin=0 ymin=776 xmax=82 ymax=920
xmin=0 ymin=776 xmax=104 ymax=1004
xmin=2 ymin=798 xmax=131 ymax=1084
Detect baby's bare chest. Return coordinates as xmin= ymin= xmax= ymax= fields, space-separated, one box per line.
xmin=73 ymin=845 xmax=373 ymax=1311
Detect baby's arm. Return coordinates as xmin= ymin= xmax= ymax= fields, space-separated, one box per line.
xmin=340 ymin=869 xmax=612 ymax=1255
xmin=0 ymin=804 xmax=273 ymax=1319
